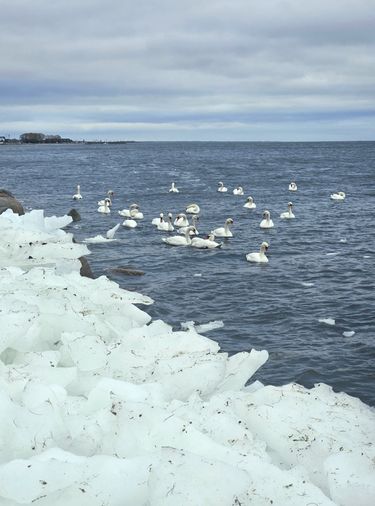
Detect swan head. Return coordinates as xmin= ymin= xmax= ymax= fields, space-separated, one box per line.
xmin=246 ymin=196 xmax=253 ymax=203
xmin=226 ymin=218 xmax=234 ymax=225
xmin=107 ymin=190 xmax=114 ymax=197
xmin=263 ymin=210 xmax=270 ymax=219
xmin=192 ymin=215 xmax=199 ymax=222
xmin=168 ymin=212 xmax=173 ymax=219
xmin=261 ymin=241 xmax=269 ymax=251
xmin=218 ymin=181 xmax=223 ymax=186
xmin=339 ymin=191 xmax=346 ymax=197
xmin=130 ymin=203 xmax=139 ymax=209
xmin=104 ymin=197 xmax=111 ymax=204
xmin=288 ymin=202 xmax=293 ymax=207
xmin=159 ymin=212 xmax=164 ymax=218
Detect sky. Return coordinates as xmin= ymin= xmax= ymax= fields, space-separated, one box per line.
xmin=1 ymin=0 xmax=374 ymax=141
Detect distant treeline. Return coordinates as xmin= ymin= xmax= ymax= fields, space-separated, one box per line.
xmin=19 ymin=133 xmax=74 ymax=144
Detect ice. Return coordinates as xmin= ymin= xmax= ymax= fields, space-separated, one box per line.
xmin=319 ymin=317 xmax=336 ymax=325
xmin=343 ymin=330 xmax=355 ymax=337
xmin=301 ymin=281 xmax=315 ymax=287
xmin=0 ymin=210 xmax=374 ymax=506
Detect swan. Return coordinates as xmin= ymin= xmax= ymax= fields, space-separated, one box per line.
xmin=217 ymin=182 xmax=228 ymax=192
xmin=169 ymin=182 xmax=179 ymax=193
xmin=260 ymin=210 xmax=274 ymax=228
xmin=98 ymin=190 xmax=114 ymax=206
xmin=106 ymin=223 xmax=121 ymax=239
xmin=122 ymin=218 xmax=137 ymax=228
xmin=174 ymin=213 xmax=189 ymax=227
xmin=152 ymin=212 xmax=164 ymax=225
xmin=119 ymin=203 xmax=143 ymax=219
xmin=162 ymin=226 xmax=196 ymax=246
xmin=246 ymin=241 xmax=269 ymax=263
xmin=233 ymin=186 xmax=244 ymax=196
xmin=243 ymin=196 xmax=256 ymax=209
xmin=280 ymin=202 xmax=295 ymax=219
xmin=213 ymin=218 xmax=233 ymax=238
xmin=97 ymin=198 xmax=111 ymax=214
xmin=191 ymin=232 xmax=221 ymax=249
xmin=330 ymin=191 xmax=346 ymax=201
xmin=72 ymin=185 xmax=82 ymax=200
xmin=178 ymin=215 xmax=199 ymax=235
xmin=186 ymin=203 xmax=200 ymax=214
xmin=157 ymin=213 xmax=174 ymax=231
xmin=289 ymin=182 xmax=297 ymax=192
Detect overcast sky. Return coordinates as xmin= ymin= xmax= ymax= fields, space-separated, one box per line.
xmin=1 ymin=0 xmax=374 ymax=141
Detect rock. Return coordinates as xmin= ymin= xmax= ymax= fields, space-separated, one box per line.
xmin=0 ymin=189 xmax=25 ymax=215
xmin=109 ymin=266 xmax=145 ymax=276
xmin=67 ymin=208 xmax=81 ymax=222
xmin=79 ymin=255 xmax=94 ymax=279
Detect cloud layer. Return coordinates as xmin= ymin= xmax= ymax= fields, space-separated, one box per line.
xmin=1 ymin=0 xmax=374 ymax=140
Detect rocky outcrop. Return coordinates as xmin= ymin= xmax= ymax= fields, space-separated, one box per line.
xmin=0 ymin=189 xmax=25 ymax=215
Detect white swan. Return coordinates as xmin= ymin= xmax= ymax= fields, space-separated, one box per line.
xmin=246 ymin=241 xmax=269 ymax=263
xmin=191 ymin=232 xmax=221 ymax=249
xmin=157 ymin=213 xmax=174 ymax=231
xmin=330 ymin=191 xmax=346 ymax=201
xmin=97 ymin=198 xmax=111 ymax=214
xmin=233 ymin=186 xmax=244 ymax=195
xmin=178 ymin=215 xmax=199 ymax=235
xmin=289 ymin=182 xmax=297 ymax=192
xmin=213 ymin=218 xmax=234 ymax=238
xmin=169 ymin=182 xmax=179 ymax=193
xmin=122 ymin=218 xmax=137 ymax=228
xmin=106 ymin=223 xmax=121 ymax=239
xmin=152 ymin=212 xmax=164 ymax=225
xmin=243 ymin=196 xmax=256 ymax=209
xmin=174 ymin=213 xmax=189 ymax=227
xmin=119 ymin=203 xmax=144 ymax=219
xmin=98 ymin=190 xmax=114 ymax=206
xmin=280 ymin=202 xmax=295 ymax=219
xmin=260 ymin=210 xmax=274 ymax=228
xmin=186 ymin=203 xmax=200 ymax=214
xmin=217 ymin=181 xmax=228 ymax=192
xmin=72 ymin=185 xmax=82 ymax=200
xmin=162 ymin=226 xmax=195 ymax=246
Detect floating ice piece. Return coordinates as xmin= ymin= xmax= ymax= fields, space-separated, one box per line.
xmin=195 ymin=320 xmax=224 ymax=333
xmin=319 ymin=318 xmax=336 ymax=325
xmin=343 ymin=331 xmax=355 ymax=338
xmin=301 ymin=282 xmax=315 ymax=287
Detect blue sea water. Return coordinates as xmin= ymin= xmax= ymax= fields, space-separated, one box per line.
xmin=1 ymin=141 xmax=374 ymax=405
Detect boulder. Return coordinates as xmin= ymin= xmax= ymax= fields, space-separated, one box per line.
xmin=0 ymin=189 xmax=25 ymax=215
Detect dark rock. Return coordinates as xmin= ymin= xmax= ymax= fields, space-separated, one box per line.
xmin=109 ymin=266 xmax=145 ymax=276
xmin=0 ymin=189 xmax=25 ymax=215
xmin=79 ymin=255 xmax=94 ymax=279
xmin=67 ymin=208 xmax=81 ymax=222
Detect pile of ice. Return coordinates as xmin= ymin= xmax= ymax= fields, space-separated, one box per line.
xmin=0 ymin=210 xmax=374 ymax=506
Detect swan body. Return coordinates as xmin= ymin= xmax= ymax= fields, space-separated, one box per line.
xmin=330 ymin=191 xmax=346 ymax=201
xmin=243 ymin=196 xmax=256 ymax=209
xmin=169 ymin=182 xmax=179 ymax=193
xmin=106 ymin=223 xmax=121 ymax=239
xmin=174 ymin=213 xmax=189 ymax=227
xmin=152 ymin=213 xmax=164 ymax=225
xmin=246 ymin=241 xmax=269 ymax=263
xmin=72 ymin=185 xmax=82 ymax=200
xmin=119 ymin=204 xmax=143 ymax=219
xmin=233 ymin=186 xmax=244 ymax=196
xmin=280 ymin=202 xmax=295 ymax=219
xmin=213 ymin=218 xmax=233 ymax=238
xmin=178 ymin=215 xmax=199 ymax=235
xmin=260 ymin=210 xmax=274 ymax=228
xmin=289 ymin=182 xmax=297 ymax=192
xmin=191 ymin=232 xmax=221 ymax=249
xmin=97 ymin=198 xmax=111 ymax=214
xmin=186 ymin=203 xmax=200 ymax=214
xmin=162 ymin=226 xmax=195 ymax=246
xmin=122 ymin=218 xmax=137 ymax=228
xmin=217 ymin=182 xmax=228 ymax=192
xmin=98 ymin=190 xmax=114 ymax=207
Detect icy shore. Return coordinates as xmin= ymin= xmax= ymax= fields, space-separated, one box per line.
xmin=0 ymin=209 xmax=374 ymax=506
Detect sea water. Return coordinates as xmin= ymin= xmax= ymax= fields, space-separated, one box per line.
xmin=1 ymin=141 xmax=374 ymax=405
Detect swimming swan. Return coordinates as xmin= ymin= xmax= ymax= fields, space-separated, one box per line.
xmin=119 ymin=203 xmax=143 ymax=219
xmin=179 ymin=215 xmax=199 ymax=235
xmin=280 ymin=202 xmax=295 ymax=219
xmin=191 ymin=232 xmax=221 ymax=249
xmin=186 ymin=203 xmax=200 ymax=214
xmin=169 ymin=182 xmax=179 ymax=193
xmin=213 ymin=218 xmax=234 ymax=237
xmin=97 ymin=198 xmax=111 ymax=214
xmin=106 ymin=223 xmax=121 ymax=239
xmin=260 ymin=210 xmax=274 ymax=228
xmin=174 ymin=213 xmax=189 ymax=227
xmin=330 ymin=191 xmax=346 ymax=201
xmin=157 ymin=213 xmax=174 ymax=231
xmin=122 ymin=218 xmax=137 ymax=228
xmin=217 ymin=182 xmax=228 ymax=192
xmin=243 ymin=196 xmax=256 ymax=209
xmin=98 ymin=190 xmax=114 ymax=206
xmin=152 ymin=212 xmax=164 ymax=225
xmin=84 ymin=223 xmax=120 ymax=243
xmin=72 ymin=185 xmax=82 ymax=200
xmin=289 ymin=182 xmax=297 ymax=192
xmin=246 ymin=241 xmax=269 ymax=263
xmin=162 ymin=226 xmax=196 ymax=246
xmin=233 ymin=186 xmax=244 ymax=195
